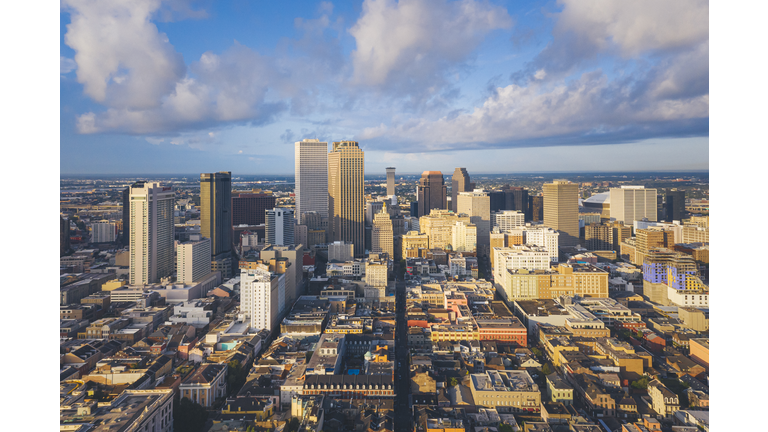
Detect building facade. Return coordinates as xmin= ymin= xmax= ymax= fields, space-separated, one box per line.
xmin=266 ymin=208 xmax=295 ymax=246
xmin=372 ymin=203 xmax=394 ymax=257
xmin=129 ymin=182 xmax=174 ymax=285
xmin=451 ymin=168 xmax=472 ymax=213
xmin=418 ymin=171 xmax=448 ymax=217
xmin=177 ymin=238 xmax=212 ymax=284
xmin=543 ymin=180 xmax=579 ymax=246
xmin=328 ymin=141 xmax=365 ymax=257
xmin=457 ymin=190 xmax=491 ymax=257
xmin=295 ymin=139 xmax=329 ymax=221
xmin=610 ymin=186 xmax=657 ymax=224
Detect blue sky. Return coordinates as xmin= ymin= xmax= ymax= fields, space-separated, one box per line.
xmin=59 ymin=0 xmax=709 ymax=175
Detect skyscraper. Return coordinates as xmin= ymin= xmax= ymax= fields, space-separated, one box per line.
xmin=457 ymin=190 xmax=491 ymax=257
xmin=295 ymin=139 xmax=329 ymax=221
xmin=266 ymin=208 xmax=295 ymax=246
xmin=451 ymin=168 xmax=471 ymax=213
xmin=232 ymin=192 xmax=276 ymax=226
xmin=121 ymin=186 xmax=130 ymax=247
xmin=372 ymin=202 xmax=394 ymax=257
xmin=542 ymin=180 xmax=579 ymax=247
xmin=386 ymin=167 xmax=396 ymax=196
xmin=328 ymin=141 xmax=365 ymax=257
xmin=665 ymin=190 xmax=686 ymax=222
xmin=418 ymin=171 xmax=447 ymax=217
xmin=610 ymin=186 xmax=657 ymax=224
xmin=200 ymin=172 xmax=232 ymax=278
xmin=60 ymin=216 xmax=70 ymax=256
xmin=529 ymin=195 xmax=543 ymax=222
xmin=129 ymin=182 xmax=174 ymax=285
xmin=177 ymin=238 xmax=212 ymax=284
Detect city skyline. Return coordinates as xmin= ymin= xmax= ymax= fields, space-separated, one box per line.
xmin=60 ymin=1 xmax=709 ymax=175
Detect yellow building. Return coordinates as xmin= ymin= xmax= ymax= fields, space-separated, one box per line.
xmin=102 ymin=279 xmax=127 ymax=291
xmin=419 ymin=209 xmax=472 ymax=250
xmin=501 ymin=264 xmax=609 ymax=301
xmin=328 ymin=141 xmax=365 ymax=257
xmin=372 ymin=203 xmax=394 ymax=257
xmin=402 ymin=230 xmax=429 ymax=258
xmin=543 ymin=180 xmax=579 ymax=246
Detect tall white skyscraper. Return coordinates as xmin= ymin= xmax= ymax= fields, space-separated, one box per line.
xmin=295 ymin=139 xmax=329 ymax=220
xmin=266 ymin=208 xmax=295 ymax=246
xmin=240 ymin=267 xmax=285 ymax=331
xmin=177 ymin=238 xmax=212 ymax=284
xmin=521 ymin=226 xmax=560 ymax=262
xmin=610 ymin=186 xmax=658 ymax=224
xmin=129 ymin=182 xmax=175 ymax=285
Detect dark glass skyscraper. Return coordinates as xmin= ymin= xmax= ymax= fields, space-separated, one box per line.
xmin=665 ymin=190 xmax=686 ymax=222
xmin=418 ymin=171 xmax=447 ymax=217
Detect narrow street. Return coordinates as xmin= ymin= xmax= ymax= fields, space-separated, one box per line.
xmin=393 ymin=263 xmax=412 ymax=432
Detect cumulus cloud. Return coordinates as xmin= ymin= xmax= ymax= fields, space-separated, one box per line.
xmin=359 ymin=67 xmax=708 ymax=151
xmin=523 ymin=0 xmax=709 ymax=79
xmin=349 ymin=0 xmax=512 ymax=96
xmin=63 ymin=0 xmax=187 ymax=110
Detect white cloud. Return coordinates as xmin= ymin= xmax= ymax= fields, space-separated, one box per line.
xmin=349 ymin=0 xmax=512 ymax=91
xmin=63 ymin=0 xmax=186 ymax=110
xmin=60 ymin=56 xmax=77 ymax=74
xmin=364 ymin=68 xmax=708 ymax=150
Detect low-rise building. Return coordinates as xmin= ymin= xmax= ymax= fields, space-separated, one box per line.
xmin=179 ymin=363 xmax=228 ymax=407
xmin=468 ymin=370 xmax=541 ymax=413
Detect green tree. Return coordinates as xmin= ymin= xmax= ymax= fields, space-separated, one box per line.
xmin=531 ymin=347 xmax=543 ymax=357
xmin=541 ymin=363 xmax=553 ymax=376
xmin=499 ymin=424 xmax=515 ymax=432
xmin=285 ymin=417 xmax=300 ymax=432
xmin=173 ymin=397 xmax=208 ymax=432
xmin=448 ymin=377 xmax=459 ymax=387
xmin=630 ymin=377 xmax=650 ymax=390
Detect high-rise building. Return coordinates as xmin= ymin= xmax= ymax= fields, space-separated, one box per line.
xmin=542 ymin=180 xmax=579 ymax=246
xmin=457 ymin=190 xmax=491 ymax=256
xmin=386 ymin=167 xmax=396 ymax=196
xmin=328 ymin=241 xmax=354 ymax=262
xmin=503 ymin=186 xmax=529 ymax=215
xmin=266 ymin=208 xmax=295 ymax=246
xmin=491 ymin=210 xmax=525 ymax=232
xmin=585 ymin=223 xmax=613 ymax=251
xmin=488 ymin=191 xmax=506 ymax=212
xmin=91 ymin=220 xmax=117 ymax=243
xmin=665 ymin=190 xmax=686 ymax=222
xmin=609 ymin=221 xmax=632 ymax=253
xmin=260 ymin=244 xmax=304 ymax=309
xmin=177 ymin=238 xmax=212 ymax=284
xmin=418 ymin=171 xmax=447 ymax=217
xmin=451 ymin=168 xmax=472 ymax=213
xmin=295 ymin=139 xmax=329 ymax=221
xmin=372 ymin=203 xmax=394 ymax=257
xmin=60 ymin=216 xmax=70 ymax=256
xmin=419 ymin=209 xmax=472 ymax=250
xmin=328 ymin=141 xmax=365 ymax=257
xmin=129 ymin=182 xmax=175 ymax=285
xmin=121 ymin=186 xmax=131 ymax=247
xmin=451 ymin=221 xmax=477 ymax=253
xmin=520 ymin=226 xmax=560 ymax=262
xmin=200 ymin=172 xmax=232 ymax=255
xmin=201 ymin=172 xmax=232 ymax=279
xmin=240 ymin=266 xmax=285 ymax=331
xmin=232 ymin=192 xmax=276 ymax=226
xmin=610 ymin=186 xmax=657 ymax=224
xmin=366 ymin=201 xmax=384 ymax=226
xmin=529 ymin=195 xmax=543 ymax=222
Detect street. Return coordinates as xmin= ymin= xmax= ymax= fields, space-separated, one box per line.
xmin=393 ymin=262 xmax=412 ymax=432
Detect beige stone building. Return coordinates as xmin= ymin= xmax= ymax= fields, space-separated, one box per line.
xmin=469 ymin=370 xmax=541 ymax=413
xmin=648 ymin=379 xmax=680 ymax=418
xmin=372 ymin=203 xmax=394 ymax=257
xmin=419 ymin=209 xmax=472 ymax=250
xmin=402 ymin=230 xmax=429 ymax=258
xmin=457 ymin=190 xmax=491 ymax=257
xmin=543 ymin=180 xmax=579 ymax=246
xmin=180 ymin=364 xmax=228 ymax=407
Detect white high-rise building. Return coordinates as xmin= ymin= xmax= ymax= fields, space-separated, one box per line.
xmin=177 ymin=238 xmax=212 ymax=284
xmin=129 ymin=182 xmax=174 ymax=285
xmin=91 ymin=220 xmax=117 ymax=243
xmin=610 ymin=186 xmax=657 ymax=224
xmin=521 ymin=226 xmax=560 ymax=262
xmin=451 ymin=221 xmax=477 ymax=253
xmin=266 ymin=208 xmax=295 ymax=246
xmin=295 ymin=139 xmax=329 ymax=221
xmin=491 ymin=210 xmax=525 ymax=232
xmin=493 ymin=246 xmax=552 ymax=289
xmin=240 ymin=266 xmax=285 ymax=331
